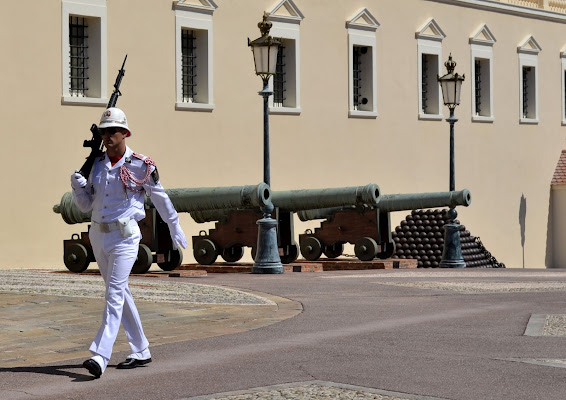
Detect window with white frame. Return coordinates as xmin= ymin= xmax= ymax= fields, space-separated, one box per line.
xmin=62 ymin=0 xmax=107 ymax=106
xmin=522 ymin=65 xmax=536 ymax=119
xmin=273 ymin=41 xmax=287 ymax=107
xmin=561 ymin=51 xmax=566 ymax=125
xmin=352 ymin=45 xmax=373 ymax=111
xmin=267 ymin=0 xmax=303 ymax=114
xmin=473 ymin=58 xmax=492 ymax=118
xmin=518 ymin=36 xmax=541 ymax=123
xmin=181 ymin=29 xmax=197 ymax=103
xmin=347 ymin=9 xmax=379 ymax=118
xmin=420 ymin=53 xmax=440 ymax=115
xmin=416 ymin=19 xmax=445 ymax=120
xmin=174 ymin=0 xmax=216 ymax=111
xmin=470 ymin=25 xmax=495 ymax=122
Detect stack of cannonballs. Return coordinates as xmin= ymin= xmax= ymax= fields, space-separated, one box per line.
xmin=391 ymin=209 xmax=505 ymax=268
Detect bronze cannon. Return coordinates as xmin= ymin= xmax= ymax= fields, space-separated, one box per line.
xmin=189 ymin=184 xmax=381 ymax=265
xmin=53 ymin=184 xmax=271 ymax=273
xmin=297 ymin=189 xmax=472 ymax=261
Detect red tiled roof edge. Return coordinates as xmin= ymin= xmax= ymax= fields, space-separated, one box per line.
xmin=552 ymin=149 xmax=566 ymax=185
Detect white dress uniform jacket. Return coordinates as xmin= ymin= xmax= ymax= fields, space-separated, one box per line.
xmin=71 ymin=146 xmax=180 ymax=362
xmin=73 ymin=146 xmax=179 ymax=226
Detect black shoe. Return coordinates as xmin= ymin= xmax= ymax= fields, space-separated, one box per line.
xmin=116 ymin=357 xmax=152 ymax=369
xmin=83 ymin=359 xmax=102 ymax=379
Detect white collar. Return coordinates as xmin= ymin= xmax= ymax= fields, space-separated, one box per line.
xmin=104 ymin=146 xmax=133 ymax=170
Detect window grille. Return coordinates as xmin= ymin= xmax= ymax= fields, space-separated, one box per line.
xmin=475 ymin=60 xmax=482 ymax=115
xmin=421 ymin=54 xmax=429 ymax=113
xmin=523 ymin=66 xmax=531 ymax=118
xmin=353 ymin=47 xmax=364 ymax=110
xmin=274 ymin=43 xmax=286 ymax=107
xmin=182 ymin=29 xmax=197 ymax=103
xmin=69 ymin=16 xmax=89 ymax=97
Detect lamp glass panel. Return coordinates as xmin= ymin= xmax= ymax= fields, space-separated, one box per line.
xmin=253 ymin=46 xmax=270 ymax=75
xmin=454 ymin=80 xmax=463 ymax=105
xmin=268 ymin=45 xmax=279 ymax=75
xmin=441 ymin=80 xmax=456 ymax=106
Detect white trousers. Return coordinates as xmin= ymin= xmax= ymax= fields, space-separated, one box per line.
xmin=88 ymin=224 xmax=149 ymax=360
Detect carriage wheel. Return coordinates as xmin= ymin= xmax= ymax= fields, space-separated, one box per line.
xmin=64 ymin=243 xmax=90 ymax=273
xmin=280 ymin=243 xmax=299 ymax=264
xmin=158 ymin=248 xmax=184 ymax=271
xmin=324 ymin=243 xmax=344 ymax=259
xmin=354 ymin=237 xmax=378 ymax=261
xmin=300 ymin=237 xmax=323 ymax=261
xmin=194 ymin=239 xmax=218 ymax=265
xmin=132 ymin=244 xmax=153 ymax=274
xmin=221 ymin=246 xmax=244 ymax=263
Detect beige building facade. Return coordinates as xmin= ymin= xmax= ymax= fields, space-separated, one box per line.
xmin=2 ymin=0 xmax=566 ymax=269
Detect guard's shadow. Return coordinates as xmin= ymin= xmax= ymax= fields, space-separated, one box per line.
xmin=0 ymin=364 xmax=96 ymax=382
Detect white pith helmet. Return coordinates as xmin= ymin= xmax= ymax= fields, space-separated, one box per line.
xmin=99 ymin=107 xmax=132 ymax=136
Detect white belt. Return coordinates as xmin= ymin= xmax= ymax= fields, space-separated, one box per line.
xmin=92 ymin=217 xmax=136 ymax=233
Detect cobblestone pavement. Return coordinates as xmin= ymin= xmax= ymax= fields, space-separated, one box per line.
xmin=0 ymin=270 xmax=275 ymax=305
xmin=185 ymin=381 xmax=446 ymax=400
xmin=0 ymin=269 xmax=301 ymax=368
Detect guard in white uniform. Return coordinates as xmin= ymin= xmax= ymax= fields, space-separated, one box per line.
xmin=70 ymin=107 xmax=187 ymax=379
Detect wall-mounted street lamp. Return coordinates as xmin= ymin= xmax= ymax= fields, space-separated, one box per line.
xmin=248 ymin=13 xmax=284 ymax=274
xmin=437 ymin=54 xmax=466 ymax=268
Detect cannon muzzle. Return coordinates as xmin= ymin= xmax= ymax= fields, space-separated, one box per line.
xmin=297 ymin=189 xmax=471 ymax=221
xmin=53 ymin=183 xmax=272 ymax=224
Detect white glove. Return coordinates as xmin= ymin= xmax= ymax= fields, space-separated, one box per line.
xmin=168 ymin=222 xmax=187 ymax=250
xmin=71 ymin=170 xmax=87 ymax=189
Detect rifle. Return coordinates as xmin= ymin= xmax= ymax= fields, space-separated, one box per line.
xmin=78 ymin=54 xmax=128 ymax=178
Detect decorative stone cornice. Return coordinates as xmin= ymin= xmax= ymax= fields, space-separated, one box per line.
xmin=426 ymin=0 xmax=566 ymax=23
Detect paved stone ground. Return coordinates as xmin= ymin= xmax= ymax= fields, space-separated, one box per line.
xmin=5 ymin=268 xmax=566 ymax=399
xmin=0 ymin=270 xmax=301 ymax=368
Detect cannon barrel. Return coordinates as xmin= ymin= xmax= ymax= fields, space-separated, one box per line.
xmin=297 ymin=189 xmax=472 ymax=221
xmin=159 ymin=184 xmax=271 ymax=213
xmin=53 ymin=183 xmax=272 ymax=224
xmin=272 ymin=184 xmax=380 ymax=211
xmin=190 ymin=184 xmax=381 ymax=223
